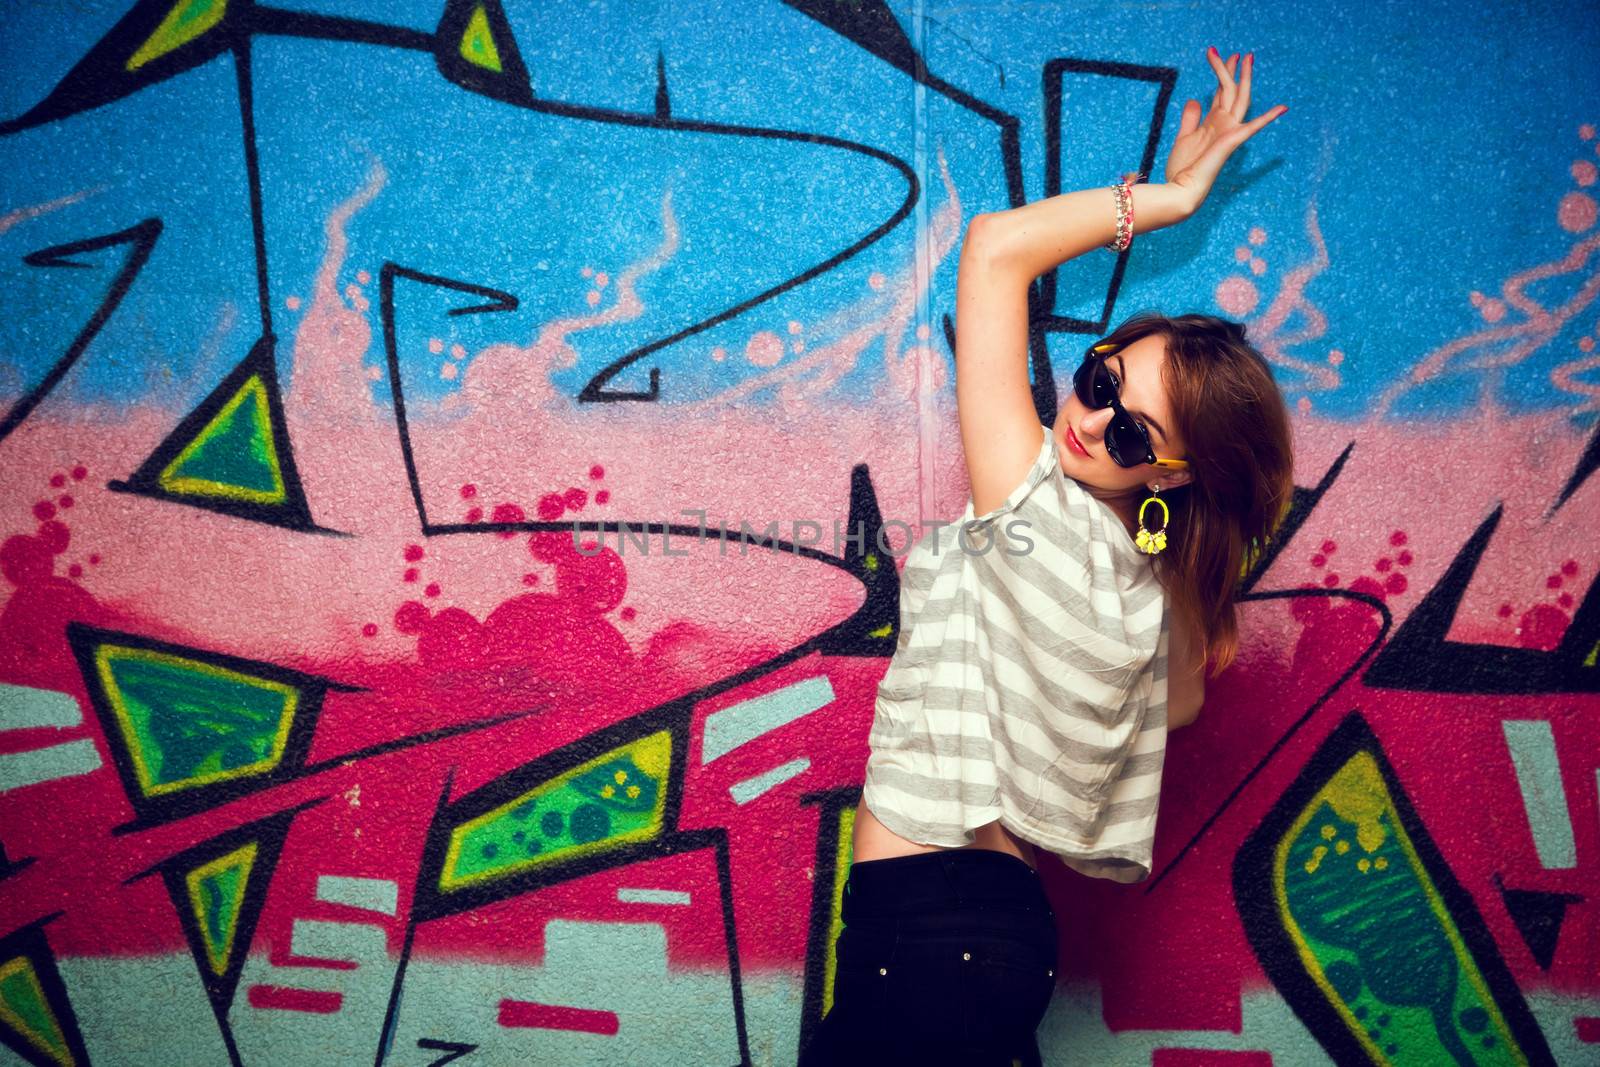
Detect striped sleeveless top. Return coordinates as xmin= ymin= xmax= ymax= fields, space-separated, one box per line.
xmin=862 ymin=420 xmax=1170 ymax=882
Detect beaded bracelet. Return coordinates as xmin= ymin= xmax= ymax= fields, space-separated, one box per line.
xmin=1105 ymin=172 xmax=1145 ymax=253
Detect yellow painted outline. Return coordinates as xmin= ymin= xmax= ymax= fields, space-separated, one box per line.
xmin=0 ymin=956 xmax=73 ymax=1066
xmin=127 ymin=0 xmax=228 ymax=71
xmin=1271 ymin=752 xmax=1525 ymax=1065
xmin=95 ymin=644 xmax=299 ymax=796
xmin=458 ymin=5 xmax=502 ymax=72
xmin=821 ymin=804 xmax=855 ymax=1015
xmin=157 ymin=375 xmax=287 ymax=504
xmin=185 ymin=842 xmax=258 ymax=975
xmin=440 ymin=730 xmax=672 ymax=891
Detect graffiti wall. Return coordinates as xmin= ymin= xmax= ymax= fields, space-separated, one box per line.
xmin=1 ymin=1 xmax=1597 ymax=1063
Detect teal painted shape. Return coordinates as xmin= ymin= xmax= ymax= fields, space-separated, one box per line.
xmin=729 ymin=757 xmax=810 ymax=804
xmin=701 ymin=676 xmax=834 ymax=763
xmin=167 ymin=382 xmax=278 ymax=494
xmin=1502 ymin=720 xmax=1576 ymax=868
xmin=615 ymin=887 xmax=691 ymax=905
xmin=0 ymin=738 xmax=103 ymax=793
xmin=0 ymin=682 xmax=82 ymax=729
xmin=289 ymin=919 xmax=387 ymax=964
xmin=314 ymin=875 xmax=398 ymax=915
xmin=107 ymin=654 xmax=292 ymax=787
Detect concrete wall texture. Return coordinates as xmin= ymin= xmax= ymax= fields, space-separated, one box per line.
xmin=1 ymin=1 xmax=1597 ymax=1064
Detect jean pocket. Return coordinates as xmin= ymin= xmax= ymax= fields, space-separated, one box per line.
xmin=959 ymin=939 xmax=1057 ymax=1047
xmin=831 ymin=924 xmax=897 ymax=1019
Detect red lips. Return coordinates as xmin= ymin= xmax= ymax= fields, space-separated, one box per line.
xmin=1065 ymin=424 xmax=1090 ymax=457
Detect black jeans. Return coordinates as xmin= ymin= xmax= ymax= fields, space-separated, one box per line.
xmin=799 ymin=849 xmax=1059 ymax=1067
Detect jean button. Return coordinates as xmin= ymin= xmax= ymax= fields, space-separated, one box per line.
xmin=962 ymin=952 xmax=971 ymax=961
xmin=879 ymin=967 xmax=888 ymax=976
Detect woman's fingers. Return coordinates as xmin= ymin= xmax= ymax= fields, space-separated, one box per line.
xmin=1233 ymin=53 xmax=1253 ymax=120
xmin=1207 ymin=48 xmax=1236 ymax=112
xmin=1231 ymin=103 xmax=1288 ymax=147
xmin=1204 ymin=47 xmax=1229 ymax=110
xmin=1177 ymin=98 xmax=1202 ymax=139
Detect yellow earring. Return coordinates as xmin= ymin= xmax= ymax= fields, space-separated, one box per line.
xmin=1134 ymin=484 xmax=1170 ymax=555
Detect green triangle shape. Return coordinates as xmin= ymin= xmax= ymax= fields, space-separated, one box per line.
xmin=158 ymin=374 xmax=286 ymax=504
xmin=459 ymin=6 xmax=503 ymax=72
xmin=96 ymin=643 xmax=300 ymax=796
xmin=441 ymin=729 xmax=672 ymax=891
xmin=0 ymin=956 xmax=72 ymax=1066
xmin=127 ymin=0 xmax=228 ymax=72
xmin=186 ymin=843 xmax=257 ymax=976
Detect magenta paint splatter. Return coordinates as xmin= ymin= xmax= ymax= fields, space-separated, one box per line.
xmin=1384 ymin=572 xmax=1407 ymax=595
xmin=1320 ymin=540 xmax=1337 ymax=554
xmin=492 ymin=502 xmax=525 ymax=538
xmin=1561 ymin=559 xmax=1578 ymax=576
xmin=461 ymin=484 xmax=478 ymax=499
xmin=465 ymin=506 xmax=483 ymax=523
xmin=1 ymin=536 xmax=55 ymax=584
xmin=1498 ymin=603 xmax=1513 ymax=618
xmin=1311 ymin=554 xmax=1326 ymax=568
xmin=71 ymin=465 xmax=86 ymax=481
xmin=37 ymin=521 xmax=69 ymax=554
xmin=551 ymin=543 xmax=628 ymax=613
xmin=1516 ymin=604 xmax=1567 ymax=651
xmin=620 ymin=606 xmax=636 ymax=621
xmin=32 ymin=501 xmax=56 ymax=522
xmin=68 ymin=564 xmax=83 ymax=579
xmin=1397 ymin=550 xmax=1413 ymax=566
xmin=529 ymin=532 xmax=568 ymax=563
xmin=362 ymin=623 xmax=379 ymax=637
xmin=424 ymin=582 xmax=441 ymax=598
xmin=394 ymin=600 xmax=430 ymax=634
xmin=596 ymin=489 xmax=610 ymax=505
xmin=522 ymin=573 xmax=539 ymax=585
xmin=589 ymin=464 xmax=604 ymax=480
xmin=58 ymin=496 xmax=74 ymax=509
xmin=1547 ymin=574 xmax=1563 ymax=590
xmin=1350 ymin=576 xmax=1385 ymax=601
xmin=563 ymin=488 xmax=588 ymax=511
xmin=1322 ymin=573 xmax=1340 ymax=588
xmin=403 ymin=568 xmax=419 ymax=583
xmin=1559 ymin=592 xmax=1575 ymax=608
xmin=536 ymin=493 xmax=565 ymax=522
xmin=1375 ymin=557 xmax=1392 ymax=572
xmin=404 ymin=544 xmax=424 ymax=562
xmin=49 ymin=474 xmax=65 ymax=488
xmin=1389 ymin=530 xmax=1407 ymax=546
xmin=89 ymin=554 xmax=100 ymax=565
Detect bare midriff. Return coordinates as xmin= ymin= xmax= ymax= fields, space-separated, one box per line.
xmin=852 ymin=800 xmax=1039 ymax=870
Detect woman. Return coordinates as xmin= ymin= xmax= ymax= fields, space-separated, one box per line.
xmin=799 ymin=48 xmax=1293 ymax=1065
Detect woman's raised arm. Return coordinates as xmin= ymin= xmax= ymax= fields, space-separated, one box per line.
xmin=954 ymin=48 xmax=1286 ymax=517
xmin=977 ymin=49 xmax=1286 ymax=284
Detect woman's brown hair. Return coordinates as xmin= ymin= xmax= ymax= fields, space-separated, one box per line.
xmin=1090 ymin=310 xmax=1295 ymax=677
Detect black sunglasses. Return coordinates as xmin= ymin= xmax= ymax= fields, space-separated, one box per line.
xmin=1072 ymin=342 xmax=1189 ymax=470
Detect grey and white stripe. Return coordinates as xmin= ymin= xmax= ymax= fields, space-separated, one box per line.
xmin=862 ymin=421 xmax=1170 ymax=882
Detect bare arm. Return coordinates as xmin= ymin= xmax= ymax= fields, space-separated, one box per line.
xmin=1166 ymin=610 xmax=1207 ymax=730
xmin=955 ymin=184 xmax=1194 ymax=516
xmin=974 ymin=182 xmax=1195 ymax=293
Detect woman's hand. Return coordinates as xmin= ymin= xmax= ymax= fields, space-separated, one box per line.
xmin=1164 ymin=48 xmax=1288 ymax=217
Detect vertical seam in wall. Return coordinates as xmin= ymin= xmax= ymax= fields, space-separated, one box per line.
xmin=911 ymin=0 xmax=936 ymax=534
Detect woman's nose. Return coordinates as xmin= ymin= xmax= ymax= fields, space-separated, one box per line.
xmin=1079 ymin=406 xmax=1114 ymax=440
